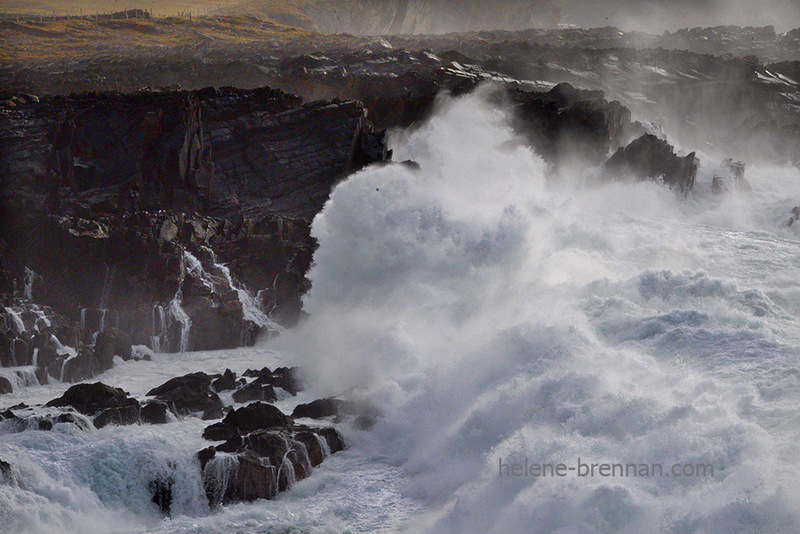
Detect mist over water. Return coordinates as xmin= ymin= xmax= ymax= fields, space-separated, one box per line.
xmin=276 ymin=90 xmax=800 ymax=533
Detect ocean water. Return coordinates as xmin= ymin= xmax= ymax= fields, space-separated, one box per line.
xmin=3 ymin=90 xmax=800 ymax=533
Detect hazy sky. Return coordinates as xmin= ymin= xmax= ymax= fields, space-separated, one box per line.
xmin=557 ymin=0 xmax=800 ymax=32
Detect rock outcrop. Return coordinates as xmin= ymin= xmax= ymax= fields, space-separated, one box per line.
xmin=147 ymin=373 xmax=224 ymax=420
xmin=712 ymin=158 xmax=749 ymax=194
xmin=0 ymin=407 xmax=93 ymax=433
xmin=5 ymin=368 xmax=346 ymax=513
xmin=604 ymin=134 xmax=698 ymax=195
xmin=199 ymin=402 xmax=345 ymax=506
xmin=507 ymin=83 xmax=635 ymax=166
xmin=44 ymin=382 xmax=170 ymax=428
xmin=46 ymin=382 xmax=150 ymax=428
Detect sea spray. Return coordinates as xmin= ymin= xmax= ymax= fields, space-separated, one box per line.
xmin=272 ymin=90 xmax=800 ymax=533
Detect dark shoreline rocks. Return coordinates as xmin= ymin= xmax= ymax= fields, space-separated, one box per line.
xmin=198 ymin=401 xmax=346 ymax=506
xmin=604 ymin=134 xmax=699 ymax=196
xmin=2 ymin=372 xmax=347 ymax=512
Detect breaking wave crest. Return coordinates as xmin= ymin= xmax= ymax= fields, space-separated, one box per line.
xmin=276 ymin=90 xmax=800 ymax=533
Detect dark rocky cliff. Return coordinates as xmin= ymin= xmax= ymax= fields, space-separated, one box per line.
xmin=0 ymin=86 xmax=388 ymax=385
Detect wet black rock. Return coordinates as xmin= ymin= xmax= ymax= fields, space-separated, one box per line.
xmin=508 ymin=83 xmax=634 ymax=166
xmin=141 ymin=401 xmax=170 ymax=425
xmin=604 ymin=134 xmax=698 ymax=195
xmin=219 ymin=402 xmax=292 ymax=434
xmin=241 ymin=367 xmax=303 ymax=396
xmin=149 ymin=474 xmax=174 ymax=516
xmin=0 ymin=86 xmax=390 ymax=361
xmin=211 ymin=369 xmax=237 ymax=392
xmin=61 ymin=349 xmax=103 ymax=383
xmin=46 ymin=382 xmax=139 ymax=415
xmin=147 ymin=372 xmax=224 ymax=419
xmin=92 ymin=405 xmax=142 ymax=429
xmin=0 ymin=377 xmax=12 ymax=394
xmin=197 ymin=446 xmax=217 ymax=470
xmin=292 ymin=397 xmax=352 ymax=419
xmin=94 ymin=327 xmax=133 ymax=367
xmin=231 ymin=382 xmax=278 ymax=404
xmin=0 ymin=458 xmax=13 ymax=484
xmin=199 ymin=405 xmax=346 ymax=506
xmin=46 ymin=382 xmax=144 ymax=428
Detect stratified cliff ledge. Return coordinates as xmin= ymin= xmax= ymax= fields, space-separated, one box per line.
xmin=0 ymin=86 xmax=388 ymax=385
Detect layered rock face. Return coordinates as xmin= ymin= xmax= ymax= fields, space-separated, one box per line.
xmin=0 ymin=86 xmax=388 ymax=387
xmin=604 ymin=134 xmax=699 ymax=195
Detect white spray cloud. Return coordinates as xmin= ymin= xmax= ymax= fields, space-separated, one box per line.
xmin=270 ymin=89 xmax=800 ymax=533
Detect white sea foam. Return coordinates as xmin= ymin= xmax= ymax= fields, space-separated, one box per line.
xmin=274 ymin=90 xmax=800 ymax=533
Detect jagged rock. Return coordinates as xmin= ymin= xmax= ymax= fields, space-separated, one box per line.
xmin=0 ymin=377 xmax=12 ymax=394
xmin=38 ymin=383 xmax=170 ymax=428
xmin=509 ymin=83 xmax=634 ymax=166
xmin=293 ymin=430 xmax=327 ymax=467
xmin=0 ymin=458 xmax=13 ymax=484
xmin=0 ymin=86 xmax=389 ymax=351
xmin=141 ymin=401 xmax=169 ymax=425
xmin=241 ymin=367 xmax=303 ymax=396
xmin=147 ymin=373 xmax=224 ymax=419
xmin=197 ymin=446 xmax=217 ymax=470
xmin=199 ymin=421 xmax=346 ymax=506
xmin=148 ymin=372 xmax=213 ymax=396
xmin=712 ymin=158 xmax=750 ymax=194
xmin=14 ymin=338 xmax=31 ymax=365
xmin=203 ymin=402 xmax=294 ymax=443
xmin=198 ymin=397 xmax=346 ymax=503
xmin=215 ymin=434 xmax=245 ymax=453
xmin=94 ymin=327 xmax=133 ymax=367
xmin=47 ymin=382 xmax=138 ymax=415
xmin=218 ymin=402 xmax=292 ymax=434
xmin=47 ymin=383 xmax=142 ymax=428
xmin=223 ymin=451 xmax=280 ymax=503
xmin=604 ymin=134 xmax=698 ymax=195
xmin=93 ymin=405 xmax=142 ymax=429
xmin=203 ymin=422 xmax=240 ymax=442
xmin=231 ymin=382 xmax=278 ymax=404
xmin=35 ymin=345 xmax=64 ymax=381
xmin=54 ymin=412 xmax=93 ymax=430
xmin=317 ymin=426 xmax=347 ymax=453
xmin=292 ymin=398 xmax=351 ymax=419
xmin=211 ymin=369 xmax=237 ymax=392
xmin=61 ymin=349 xmax=102 ymax=383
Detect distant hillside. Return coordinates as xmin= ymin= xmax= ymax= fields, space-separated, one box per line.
xmin=3 ymin=0 xmax=560 ymax=34
xmin=227 ymin=0 xmax=561 ymax=34
xmin=0 ymin=0 xmax=224 ymax=18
